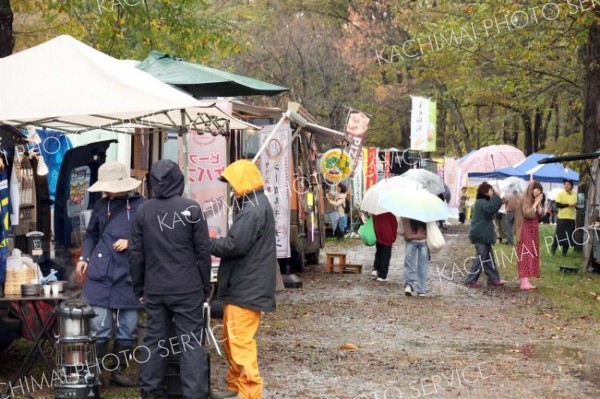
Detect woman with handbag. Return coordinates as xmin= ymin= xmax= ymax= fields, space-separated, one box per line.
xmin=75 ymin=162 xmax=145 ymax=387
xmin=400 ymin=218 xmax=429 ymax=296
xmin=514 ymin=181 xmax=544 ymax=290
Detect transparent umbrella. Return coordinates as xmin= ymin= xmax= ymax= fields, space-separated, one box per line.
xmin=498 ymin=176 xmax=528 ymax=197
xmin=378 ymin=188 xmax=449 ymax=222
xmin=401 ymin=169 xmax=445 ymax=195
xmin=360 ymin=176 xmax=422 ymax=215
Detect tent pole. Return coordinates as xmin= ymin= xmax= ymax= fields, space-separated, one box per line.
xmin=180 ymin=109 xmax=190 ymax=198
xmin=252 ymin=114 xmax=286 ymax=164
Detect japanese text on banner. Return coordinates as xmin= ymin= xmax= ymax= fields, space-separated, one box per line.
xmin=259 ymin=123 xmax=292 ymax=258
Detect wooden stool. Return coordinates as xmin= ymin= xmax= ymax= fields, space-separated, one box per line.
xmin=343 ymin=264 xmax=362 ymax=274
xmin=326 ymin=253 xmax=346 ymax=274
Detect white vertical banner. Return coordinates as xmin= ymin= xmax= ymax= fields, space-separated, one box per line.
xmin=352 ymin=156 xmax=363 ymax=209
xmin=410 ymin=96 xmax=436 ymax=152
xmin=259 ymin=123 xmax=292 ymax=258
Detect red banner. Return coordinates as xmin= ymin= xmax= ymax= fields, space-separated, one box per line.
xmin=364 ymin=147 xmax=378 ymax=191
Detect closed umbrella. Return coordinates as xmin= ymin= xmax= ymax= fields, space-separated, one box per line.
xmin=401 ymin=169 xmax=445 ymax=195
xmin=360 ymin=176 xmax=422 ymax=215
xmin=378 ymin=189 xmax=449 ymax=223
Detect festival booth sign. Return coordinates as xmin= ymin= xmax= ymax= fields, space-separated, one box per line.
xmin=410 ymin=96 xmax=437 ymax=152
xmin=258 ymin=122 xmax=293 ymax=258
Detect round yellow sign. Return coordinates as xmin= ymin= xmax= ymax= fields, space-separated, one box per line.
xmin=320 ymin=149 xmax=352 ymax=183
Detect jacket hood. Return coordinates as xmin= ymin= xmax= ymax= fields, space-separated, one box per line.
xmin=221 ymin=160 xmax=264 ymax=197
xmin=150 ymin=159 xmax=184 ymax=199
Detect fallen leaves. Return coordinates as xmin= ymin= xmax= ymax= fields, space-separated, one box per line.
xmin=340 ymin=343 xmax=359 ymax=351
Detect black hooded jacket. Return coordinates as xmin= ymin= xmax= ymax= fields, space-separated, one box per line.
xmin=129 ymin=159 xmax=211 ymax=298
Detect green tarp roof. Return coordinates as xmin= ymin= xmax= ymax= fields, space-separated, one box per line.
xmin=137 ymin=51 xmax=289 ymax=98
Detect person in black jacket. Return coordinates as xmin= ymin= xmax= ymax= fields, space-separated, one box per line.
xmin=129 ymin=159 xmax=211 ymax=399
xmin=210 ymin=159 xmax=276 ymax=399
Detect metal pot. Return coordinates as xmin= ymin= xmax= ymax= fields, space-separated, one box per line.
xmin=56 ymin=299 xmax=95 ymax=338
xmin=21 ymin=284 xmax=41 ymax=296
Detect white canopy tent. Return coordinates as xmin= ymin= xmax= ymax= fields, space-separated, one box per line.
xmin=0 ymin=35 xmax=254 ymax=133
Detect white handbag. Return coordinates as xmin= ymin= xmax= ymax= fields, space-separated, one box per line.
xmin=426 ymin=222 xmax=446 ymax=254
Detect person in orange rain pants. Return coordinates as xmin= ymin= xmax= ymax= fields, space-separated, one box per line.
xmin=210 ymin=160 xmax=276 ymax=399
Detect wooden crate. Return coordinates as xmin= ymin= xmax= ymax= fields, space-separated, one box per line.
xmin=326 ymin=253 xmax=346 ymax=274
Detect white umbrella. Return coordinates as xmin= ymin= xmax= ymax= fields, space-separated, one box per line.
xmin=378 ymin=188 xmax=449 ymax=222
xmin=360 ymin=176 xmax=422 ymax=215
xmin=401 ymin=169 xmax=445 ymax=195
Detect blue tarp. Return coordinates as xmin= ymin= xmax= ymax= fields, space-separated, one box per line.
xmin=526 ymin=163 xmax=580 ymax=183
xmin=469 ymin=152 xmax=580 ymax=183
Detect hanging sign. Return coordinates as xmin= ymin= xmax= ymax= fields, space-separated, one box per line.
xmin=344 ymin=111 xmax=370 ymax=176
xmin=410 ymin=96 xmax=437 ymax=152
xmin=320 ymin=149 xmax=352 ymax=183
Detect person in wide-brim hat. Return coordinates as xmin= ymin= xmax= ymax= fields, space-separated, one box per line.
xmin=77 ymin=161 xmax=145 ymax=388
xmin=88 ymin=162 xmax=141 ymax=193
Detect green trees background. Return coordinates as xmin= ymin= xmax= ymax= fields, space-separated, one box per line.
xmin=1 ymin=0 xmax=600 ymax=157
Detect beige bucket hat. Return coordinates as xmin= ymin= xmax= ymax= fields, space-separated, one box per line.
xmin=87 ymin=162 xmax=141 ymax=193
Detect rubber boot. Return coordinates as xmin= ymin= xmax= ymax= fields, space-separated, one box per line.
xmin=141 ymin=387 xmax=167 ymax=399
xmin=95 ymin=341 xmax=109 ymax=387
xmin=110 ymin=341 xmax=137 ymax=387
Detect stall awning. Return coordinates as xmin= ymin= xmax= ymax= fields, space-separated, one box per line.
xmin=0 ymin=35 xmax=255 ymax=134
xmin=137 ymin=51 xmax=289 ymax=98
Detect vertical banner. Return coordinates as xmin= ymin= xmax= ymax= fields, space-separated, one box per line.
xmin=184 ymin=131 xmax=228 ymax=269
xmin=259 ymin=123 xmax=292 ymax=258
xmin=384 ymin=151 xmax=391 ymax=179
xmin=410 ymin=96 xmax=437 ymax=152
xmin=344 ymin=110 xmax=371 ymax=176
xmin=352 ymin=160 xmax=363 ymax=211
xmin=364 ymin=147 xmax=378 ymax=191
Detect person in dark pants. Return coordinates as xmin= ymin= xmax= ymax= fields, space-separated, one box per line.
xmin=459 ymin=186 xmax=468 ymax=224
xmin=465 ymin=182 xmax=507 ymax=288
xmin=129 ymin=159 xmax=212 ymax=399
xmin=551 ymin=179 xmax=577 ymax=256
xmin=371 ymin=212 xmax=398 ymax=282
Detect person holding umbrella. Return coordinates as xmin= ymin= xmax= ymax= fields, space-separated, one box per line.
xmin=465 ymin=182 xmax=507 ymax=288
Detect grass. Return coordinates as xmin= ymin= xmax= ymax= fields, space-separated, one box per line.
xmin=494 ymin=224 xmax=600 ymax=319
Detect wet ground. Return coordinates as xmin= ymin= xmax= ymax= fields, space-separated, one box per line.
xmin=209 ymin=223 xmax=600 ymax=399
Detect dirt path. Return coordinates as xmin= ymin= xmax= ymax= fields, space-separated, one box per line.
xmin=210 ymin=224 xmax=600 ymax=399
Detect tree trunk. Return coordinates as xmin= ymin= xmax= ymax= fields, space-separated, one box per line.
xmin=512 ymin=115 xmax=519 ymax=146
xmin=583 ymin=21 xmax=600 ymax=154
xmin=522 ymin=111 xmax=533 ymax=155
xmin=0 ymin=0 xmax=14 ymax=57
xmin=554 ymin=102 xmax=560 ymax=142
xmin=533 ymin=108 xmax=542 ymax=153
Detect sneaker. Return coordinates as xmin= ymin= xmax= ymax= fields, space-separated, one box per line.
xmin=376 ymin=277 xmax=388 ymax=282
xmin=370 ymin=270 xmax=378 ymax=277
xmin=465 ymin=282 xmax=483 ymax=288
xmin=488 ymin=280 xmax=505 ymax=287
xmin=417 ymin=293 xmax=429 ymax=297
xmin=404 ymin=284 xmax=413 ymax=296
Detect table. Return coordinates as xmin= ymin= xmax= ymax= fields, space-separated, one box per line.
xmin=0 ymin=292 xmax=74 ymax=398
